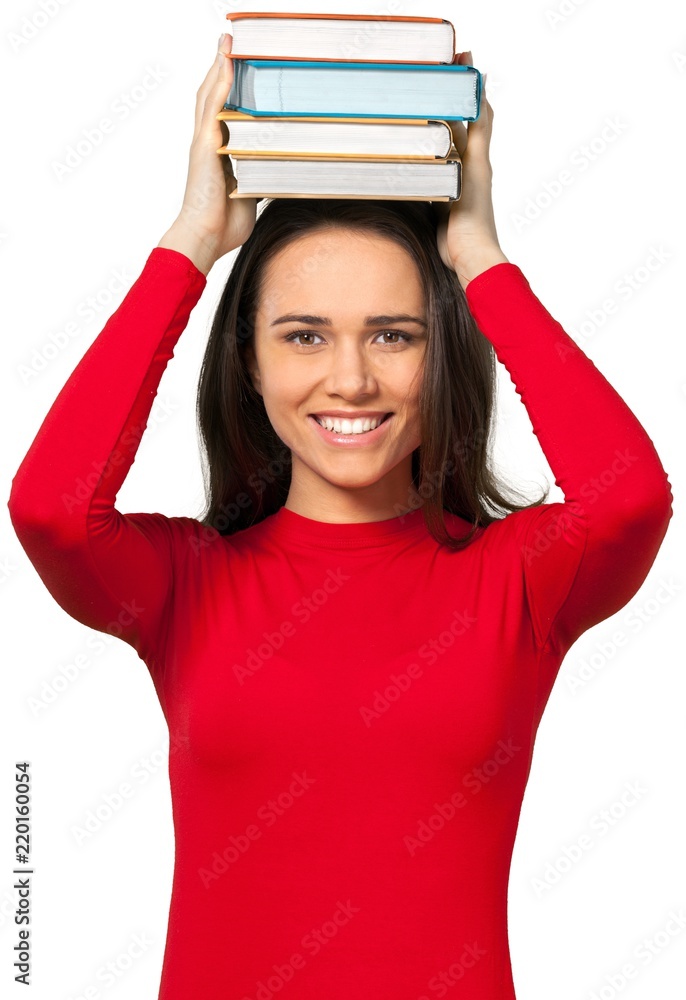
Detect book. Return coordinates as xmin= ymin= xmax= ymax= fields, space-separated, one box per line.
xmin=224 ymin=11 xmax=456 ymax=64
xmin=216 ymin=111 xmax=454 ymax=159
xmin=225 ymin=153 xmax=462 ymax=201
xmin=216 ymin=9 xmax=474 ymax=202
xmin=223 ymin=59 xmax=482 ymax=121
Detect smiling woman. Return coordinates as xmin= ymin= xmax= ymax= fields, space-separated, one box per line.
xmin=6 ymin=30 xmax=673 ymax=1000
xmin=197 ymin=198 xmax=545 ymax=541
xmin=248 ymin=226 xmax=428 ymax=485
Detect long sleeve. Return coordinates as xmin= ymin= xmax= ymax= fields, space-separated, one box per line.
xmin=7 ymin=247 xmax=207 ymax=665
xmin=464 ymin=263 xmax=673 ymax=660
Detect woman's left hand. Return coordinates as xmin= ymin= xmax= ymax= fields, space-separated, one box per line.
xmin=435 ymin=51 xmax=510 ymax=289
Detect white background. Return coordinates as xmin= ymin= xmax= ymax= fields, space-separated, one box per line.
xmin=1 ymin=0 xmax=684 ymax=998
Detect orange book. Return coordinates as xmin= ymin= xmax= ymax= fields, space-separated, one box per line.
xmin=224 ymin=11 xmax=457 ymax=64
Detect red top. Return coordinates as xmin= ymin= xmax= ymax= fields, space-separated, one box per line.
xmin=7 ymin=247 xmax=673 ymax=999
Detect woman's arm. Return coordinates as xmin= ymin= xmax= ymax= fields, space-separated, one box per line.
xmin=7 ymin=248 xmax=207 ymax=663
xmin=464 ymin=262 xmax=673 ymax=654
xmin=439 ymin=56 xmax=673 ymax=659
xmin=7 ymin=34 xmax=259 ymax=669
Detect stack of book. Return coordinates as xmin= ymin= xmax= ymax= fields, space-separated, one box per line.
xmin=216 ymin=11 xmax=483 ymax=202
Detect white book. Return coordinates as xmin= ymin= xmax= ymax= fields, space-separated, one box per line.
xmin=225 ymin=12 xmax=457 ymax=64
xmin=217 ymin=114 xmax=454 ymax=158
xmin=226 ymin=155 xmax=462 ymax=202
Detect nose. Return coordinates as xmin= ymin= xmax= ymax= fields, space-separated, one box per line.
xmin=321 ymin=345 xmax=378 ymax=399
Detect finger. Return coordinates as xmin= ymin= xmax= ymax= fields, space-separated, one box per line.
xmin=219 ymin=149 xmax=238 ymax=194
xmin=449 ymin=119 xmax=468 ymax=157
xmin=460 ymin=74 xmax=493 ymax=176
xmin=194 ymin=35 xmax=227 ymax=124
xmin=447 ymin=51 xmax=473 ymax=157
xmin=467 ymin=73 xmax=493 ymax=135
xmin=194 ymin=33 xmax=235 ymax=143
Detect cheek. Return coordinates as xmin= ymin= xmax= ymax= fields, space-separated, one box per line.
xmin=257 ymin=374 xmax=308 ymax=429
xmin=394 ymin=365 xmax=424 ymax=411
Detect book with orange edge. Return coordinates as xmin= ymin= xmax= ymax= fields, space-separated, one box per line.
xmin=224 ymin=11 xmax=457 ymax=64
xmin=216 ymin=111 xmax=457 ymax=160
xmin=225 ymin=148 xmax=462 ymax=201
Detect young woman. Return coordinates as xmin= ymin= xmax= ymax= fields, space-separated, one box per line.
xmin=8 ymin=33 xmax=673 ymax=1000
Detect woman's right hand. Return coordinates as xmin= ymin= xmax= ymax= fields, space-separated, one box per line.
xmin=158 ymin=33 xmax=259 ymax=275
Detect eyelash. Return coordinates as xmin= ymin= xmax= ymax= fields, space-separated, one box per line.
xmin=284 ymin=329 xmax=416 ymax=348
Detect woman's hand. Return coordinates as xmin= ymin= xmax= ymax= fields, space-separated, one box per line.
xmin=435 ymin=51 xmax=509 ymax=290
xmin=158 ymin=33 xmax=259 ymax=275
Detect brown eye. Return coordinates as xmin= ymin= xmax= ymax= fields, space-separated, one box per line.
xmin=284 ymin=331 xmax=323 ymax=347
xmin=379 ymin=331 xmax=414 ymax=345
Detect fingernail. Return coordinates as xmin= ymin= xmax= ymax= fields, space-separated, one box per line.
xmin=218 ymin=32 xmax=226 ymax=47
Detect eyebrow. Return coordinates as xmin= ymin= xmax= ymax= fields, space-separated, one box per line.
xmin=270 ymin=313 xmax=428 ymax=328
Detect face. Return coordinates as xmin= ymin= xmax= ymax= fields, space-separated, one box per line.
xmin=246 ymin=228 xmax=428 ymax=512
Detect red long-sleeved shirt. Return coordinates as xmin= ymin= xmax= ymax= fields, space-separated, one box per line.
xmin=7 ymin=247 xmax=673 ymax=999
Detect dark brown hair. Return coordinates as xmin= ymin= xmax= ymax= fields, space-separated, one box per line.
xmin=195 ymin=198 xmax=548 ymax=550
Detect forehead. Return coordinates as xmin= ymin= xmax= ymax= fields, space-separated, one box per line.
xmin=256 ymin=229 xmax=424 ymax=318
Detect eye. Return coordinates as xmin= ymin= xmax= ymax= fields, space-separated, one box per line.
xmin=283 ymin=330 xmax=324 ymax=347
xmin=377 ymin=330 xmax=416 ymax=346
xmin=283 ymin=330 xmax=416 ymax=348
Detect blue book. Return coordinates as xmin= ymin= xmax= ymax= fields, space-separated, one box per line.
xmin=224 ymin=59 xmax=482 ymax=121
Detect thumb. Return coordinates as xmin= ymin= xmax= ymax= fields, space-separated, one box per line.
xmin=451 ymin=49 xmax=493 ymax=140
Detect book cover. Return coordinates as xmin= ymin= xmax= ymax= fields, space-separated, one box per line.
xmin=224 ymin=60 xmax=481 ymax=121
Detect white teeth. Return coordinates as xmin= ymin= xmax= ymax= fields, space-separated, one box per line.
xmin=315 ymin=415 xmax=386 ymax=434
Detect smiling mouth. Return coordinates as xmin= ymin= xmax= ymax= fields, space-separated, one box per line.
xmin=310 ymin=412 xmax=393 ymax=422
xmin=308 ymin=413 xmax=395 ymax=443
xmin=311 ymin=413 xmax=393 ymax=430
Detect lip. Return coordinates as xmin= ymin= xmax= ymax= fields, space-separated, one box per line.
xmin=308 ymin=412 xmax=393 ymax=446
xmin=309 ymin=411 xmax=392 ymax=419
